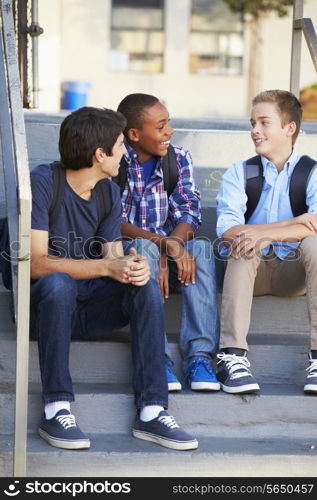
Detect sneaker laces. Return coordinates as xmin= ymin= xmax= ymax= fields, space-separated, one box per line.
xmin=158 ymin=414 xmax=180 ymax=429
xmin=217 ymin=352 xmax=251 ymax=380
xmin=165 ymin=358 xmax=175 ymax=371
xmin=184 ymin=357 xmax=214 ymax=380
xmin=306 ymin=358 xmax=317 ymax=378
xmin=56 ymin=413 xmax=77 ymax=430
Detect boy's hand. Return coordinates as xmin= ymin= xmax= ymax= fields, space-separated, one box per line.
xmin=107 ymin=248 xmax=150 ymax=286
xmin=230 ymin=228 xmax=273 ymax=259
xmin=164 ymin=239 xmax=196 ymax=286
xmin=158 ymin=254 xmax=169 ymax=300
xmin=294 ymin=213 xmax=317 ymax=233
xmin=127 ymin=248 xmax=150 ymax=286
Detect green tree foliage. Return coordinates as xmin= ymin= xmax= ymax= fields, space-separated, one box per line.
xmin=223 ymin=0 xmax=294 ymax=20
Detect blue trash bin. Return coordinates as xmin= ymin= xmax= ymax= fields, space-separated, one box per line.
xmin=62 ymin=81 xmax=91 ymax=110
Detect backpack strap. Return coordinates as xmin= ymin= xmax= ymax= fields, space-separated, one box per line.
xmin=49 ymin=162 xmax=66 ymax=227
xmin=289 ymin=155 xmax=317 ymax=216
xmin=114 ymin=144 xmax=179 ymax=197
xmin=244 ymin=155 xmax=264 ymax=222
xmin=162 ymin=144 xmax=178 ymax=197
xmin=114 ymin=157 xmax=128 ymax=196
xmin=94 ymin=180 xmax=112 ymax=222
xmin=49 ymin=162 xmax=112 ymax=226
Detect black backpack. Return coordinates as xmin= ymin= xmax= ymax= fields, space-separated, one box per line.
xmin=244 ymin=154 xmax=317 ymax=222
xmin=0 ymin=162 xmax=113 ymax=292
xmin=112 ymin=144 xmax=179 ymax=196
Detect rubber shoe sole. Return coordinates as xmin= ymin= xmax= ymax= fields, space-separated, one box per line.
xmin=220 ymin=382 xmax=260 ymax=394
xmin=39 ymin=428 xmax=91 ymax=450
xmin=133 ymin=429 xmax=198 ymax=450
xmin=191 ymin=380 xmax=220 ymax=391
xmin=304 ymin=384 xmax=317 ymax=394
xmin=168 ymin=381 xmax=182 ymax=391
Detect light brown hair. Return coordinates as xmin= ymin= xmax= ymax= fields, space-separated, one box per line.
xmin=252 ymin=90 xmax=302 ymax=144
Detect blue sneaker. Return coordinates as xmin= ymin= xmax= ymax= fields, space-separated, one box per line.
xmin=133 ymin=410 xmax=198 ymax=450
xmin=165 ymin=358 xmax=181 ymax=392
xmin=185 ymin=357 xmax=220 ymax=391
xmin=38 ymin=409 xmax=90 ymax=450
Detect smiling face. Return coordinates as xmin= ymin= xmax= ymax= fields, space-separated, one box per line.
xmin=250 ymin=101 xmax=296 ymax=166
xmin=126 ymin=101 xmax=174 ymax=163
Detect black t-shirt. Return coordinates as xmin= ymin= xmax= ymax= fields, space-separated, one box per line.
xmin=30 ymin=164 xmax=122 ymax=260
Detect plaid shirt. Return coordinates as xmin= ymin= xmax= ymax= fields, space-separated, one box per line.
xmin=120 ymin=142 xmax=201 ymax=236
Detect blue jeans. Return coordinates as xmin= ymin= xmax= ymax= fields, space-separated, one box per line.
xmin=123 ymin=238 xmax=220 ymax=369
xmin=30 ymin=273 xmax=168 ymax=409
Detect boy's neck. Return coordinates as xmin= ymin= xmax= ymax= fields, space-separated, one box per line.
xmin=66 ymin=165 xmax=105 ymax=199
xmin=264 ymin=147 xmax=293 ymax=172
xmin=126 ymin=140 xmax=155 ymax=164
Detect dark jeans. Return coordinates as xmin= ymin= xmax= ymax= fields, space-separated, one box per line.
xmin=30 ymin=272 xmax=168 ymax=410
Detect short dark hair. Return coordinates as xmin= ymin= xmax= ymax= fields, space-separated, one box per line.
xmin=252 ymin=90 xmax=302 ymax=144
xmin=117 ymin=93 xmax=159 ymax=135
xmin=59 ymin=106 xmax=127 ymax=170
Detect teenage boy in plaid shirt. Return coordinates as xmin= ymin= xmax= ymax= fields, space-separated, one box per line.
xmin=117 ymin=93 xmax=220 ymax=392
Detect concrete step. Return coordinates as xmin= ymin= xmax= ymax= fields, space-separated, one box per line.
xmin=0 ymin=331 xmax=310 ymax=386
xmin=0 ymin=288 xmax=310 ymax=338
xmin=1 ymin=432 xmax=317 ymax=478
xmin=0 ymin=287 xmax=310 ymax=385
xmin=1 ymin=383 xmax=317 ymax=435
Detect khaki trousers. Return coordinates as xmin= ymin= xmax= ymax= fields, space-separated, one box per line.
xmin=220 ymin=235 xmax=317 ymax=351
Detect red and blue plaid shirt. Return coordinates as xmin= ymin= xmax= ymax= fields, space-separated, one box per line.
xmin=120 ymin=142 xmax=201 ymax=236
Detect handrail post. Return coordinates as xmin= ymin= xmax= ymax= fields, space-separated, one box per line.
xmin=290 ymin=0 xmax=304 ymax=97
xmin=1 ymin=0 xmax=31 ymax=477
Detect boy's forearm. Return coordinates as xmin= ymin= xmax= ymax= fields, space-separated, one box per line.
xmin=222 ymin=221 xmax=315 ymax=246
xmin=121 ymin=222 xmax=194 ymax=255
xmin=30 ymin=255 xmax=108 ymax=280
xmin=222 ymin=217 xmax=306 ymax=244
xmin=260 ymin=223 xmax=315 ymax=242
xmin=167 ymin=222 xmax=194 ymax=244
xmin=121 ymin=222 xmax=165 ymax=246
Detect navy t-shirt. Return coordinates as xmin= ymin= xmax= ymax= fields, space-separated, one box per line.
xmin=31 ymin=163 xmax=122 ymax=260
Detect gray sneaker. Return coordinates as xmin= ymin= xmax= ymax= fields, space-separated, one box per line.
xmin=304 ymin=354 xmax=317 ymax=394
xmin=133 ymin=411 xmax=198 ymax=450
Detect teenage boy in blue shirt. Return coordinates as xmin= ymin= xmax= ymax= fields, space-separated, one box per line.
xmin=30 ymin=106 xmax=198 ymax=451
xmin=216 ymin=89 xmax=317 ymax=394
xmin=117 ymin=93 xmax=220 ymax=392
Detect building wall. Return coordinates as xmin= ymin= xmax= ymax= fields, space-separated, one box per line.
xmin=37 ymin=0 xmax=317 ymax=118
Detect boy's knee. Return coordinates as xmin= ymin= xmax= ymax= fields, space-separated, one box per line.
xmin=300 ymin=235 xmax=317 ymax=260
xmin=186 ymin=238 xmax=213 ymax=260
xmin=37 ymin=272 xmax=77 ymax=302
xmin=128 ymin=238 xmax=160 ymax=260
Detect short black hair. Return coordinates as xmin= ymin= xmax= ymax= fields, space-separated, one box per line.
xmin=117 ymin=93 xmax=159 ymax=136
xmin=59 ymin=106 xmax=127 ymax=170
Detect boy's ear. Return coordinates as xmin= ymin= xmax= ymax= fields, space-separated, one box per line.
xmin=286 ymin=121 xmax=297 ymax=138
xmin=95 ymin=147 xmax=105 ymax=162
xmin=127 ymin=128 xmax=141 ymax=143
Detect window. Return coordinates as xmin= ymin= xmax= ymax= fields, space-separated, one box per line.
xmin=190 ymin=0 xmax=244 ymax=75
xmin=110 ymin=0 xmax=164 ymax=73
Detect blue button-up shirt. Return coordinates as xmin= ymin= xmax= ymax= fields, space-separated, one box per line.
xmin=120 ymin=142 xmax=201 ymax=236
xmin=216 ymin=149 xmax=317 ymax=259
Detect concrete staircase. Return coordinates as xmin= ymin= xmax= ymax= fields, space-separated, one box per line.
xmin=1 ymin=114 xmax=317 ymax=477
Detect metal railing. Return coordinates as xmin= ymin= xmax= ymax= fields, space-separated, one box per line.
xmin=0 ymin=0 xmax=31 ymax=477
xmin=290 ymin=0 xmax=317 ymax=97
